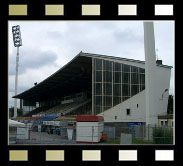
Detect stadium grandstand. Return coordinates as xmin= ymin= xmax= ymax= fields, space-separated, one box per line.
xmin=13 ymin=51 xmax=172 ymax=127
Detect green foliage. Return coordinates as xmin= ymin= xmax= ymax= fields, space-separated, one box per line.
xmin=105 ymin=138 xmax=153 ymax=144
xmin=9 ymin=107 xmax=14 ymax=117
xmin=9 ymin=107 xmax=22 ymax=117
xmin=167 ymin=95 xmax=173 ymax=115
xmin=153 ymin=127 xmax=173 ymax=144
xmin=132 ymin=139 xmax=153 ymax=144
xmin=105 ymin=138 xmax=120 ymax=144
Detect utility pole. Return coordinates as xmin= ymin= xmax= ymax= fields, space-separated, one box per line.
xmin=12 ymin=25 xmax=22 ymax=118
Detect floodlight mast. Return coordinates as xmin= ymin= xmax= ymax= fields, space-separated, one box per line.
xmin=12 ymin=25 xmax=22 ymax=118
xmin=143 ymin=22 xmax=157 ymax=126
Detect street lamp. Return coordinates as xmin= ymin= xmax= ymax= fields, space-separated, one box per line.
xmin=12 ymin=25 xmax=22 ymax=118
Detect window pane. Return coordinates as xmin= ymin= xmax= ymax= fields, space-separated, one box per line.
xmin=126 ymin=109 xmax=130 ymax=115
xmin=95 ymin=106 xmax=102 ymax=114
xmin=123 ymin=73 xmax=130 ymax=84
xmin=104 ymin=71 xmax=112 ymax=82
xmin=95 ymin=71 xmax=102 ymax=82
xmin=131 ymin=73 xmax=139 ymax=84
xmin=165 ymin=121 xmax=168 ymax=126
xmin=140 ymin=68 xmax=145 ymax=73
xmin=103 ymin=60 xmax=112 ymax=71
xmin=104 ymin=96 xmax=112 ymax=107
xmin=141 ymin=84 xmax=145 ymax=91
xmin=122 ymin=97 xmax=130 ymax=101
xmin=131 ymin=85 xmax=139 ymax=96
xmin=140 ymin=74 xmax=145 ymax=85
xmin=104 ymin=83 xmax=112 ymax=95
xmin=114 ymin=62 xmax=121 ymax=71
xmin=114 ymin=72 xmax=121 ymax=83
xmin=171 ymin=120 xmax=173 ymax=127
xmin=95 ymin=58 xmax=102 ymax=70
xmin=95 ymin=83 xmax=102 ymax=95
xmin=103 ymin=106 xmax=111 ymax=111
xmin=131 ymin=66 xmax=138 ymax=73
xmin=122 ymin=84 xmax=130 ymax=96
xmin=113 ymin=97 xmax=121 ymax=106
xmin=123 ymin=64 xmax=130 ymax=73
xmin=114 ymin=84 xmax=121 ymax=96
xmin=94 ymin=96 xmax=102 ymax=106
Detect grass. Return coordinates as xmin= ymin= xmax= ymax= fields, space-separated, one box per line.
xmin=104 ymin=138 xmax=153 ymax=145
xmin=132 ymin=139 xmax=153 ymax=145
xmin=105 ymin=138 xmax=120 ymax=144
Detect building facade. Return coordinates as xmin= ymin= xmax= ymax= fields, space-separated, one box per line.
xmin=93 ymin=58 xmax=145 ymax=115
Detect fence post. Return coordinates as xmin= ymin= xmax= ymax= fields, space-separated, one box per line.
xmin=148 ymin=124 xmax=149 ymax=142
xmin=92 ymin=126 xmax=94 ymax=144
xmin=164 ymin=126 xmax=165 ymax=144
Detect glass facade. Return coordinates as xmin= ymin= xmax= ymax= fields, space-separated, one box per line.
xmin=93 ymin=58 xmax=145 ymax=115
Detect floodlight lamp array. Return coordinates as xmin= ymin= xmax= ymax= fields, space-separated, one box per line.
xmin=12 ymin=25 xmax=22 ymax=47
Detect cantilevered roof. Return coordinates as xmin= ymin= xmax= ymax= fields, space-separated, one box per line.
xmin=80 ymin=52 xmax=172 ymax=69
xmin=13 ymin=52 xmax=172 ymax=101
xmin=13 ymin=52 xmax=92 ymax=101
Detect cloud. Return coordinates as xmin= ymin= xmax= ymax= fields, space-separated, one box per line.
xmin=9 ymin=49 xmax=58 ymax=76
xmin=8 ymin=21 xmax=174 ymax=108
xmin=8 ymin=64 xmax=60 ymax=107
xmin=113 ymin=28 xmax=143 ymax=44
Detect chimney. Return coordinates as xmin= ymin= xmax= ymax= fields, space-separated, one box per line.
xmin=156 ymin=60 xmax=162 ymax=65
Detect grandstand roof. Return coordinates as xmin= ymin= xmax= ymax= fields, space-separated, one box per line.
xmin=13 ymin=52 xmax=172 ymax=101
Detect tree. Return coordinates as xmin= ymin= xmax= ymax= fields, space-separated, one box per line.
xmin=9 ymin=107 xmax=14 ymax=117
xmin=9 ymin=107 xmax=22 ymax=117
xmin=167 ymin=95 xmax=173 ymax=115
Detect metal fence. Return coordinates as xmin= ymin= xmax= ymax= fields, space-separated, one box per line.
xmin=23 ymin=125 xmax=102 ymax=144
xmin=12 ymin=124 xmax=174 ymax=145
xmin=104 ymin=126 xmax=115 ymax=139
xmin=104 ymin=125 xmax=174 ymax=144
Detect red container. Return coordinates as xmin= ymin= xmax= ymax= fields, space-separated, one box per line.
xmin=103 ymin=133 xmax=107 ymax=141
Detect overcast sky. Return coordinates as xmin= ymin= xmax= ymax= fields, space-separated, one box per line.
xmin=8 ymin=21 xmax=174 ymax=108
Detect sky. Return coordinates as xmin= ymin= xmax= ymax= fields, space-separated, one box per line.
xmin=8 ymin=21 xmax=174 ymax=108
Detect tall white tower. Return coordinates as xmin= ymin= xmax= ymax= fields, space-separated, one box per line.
xmin=12 ymin=25 xmax=22 ymax=118
xmin=143 ymin=22 xmax=158 ymax=126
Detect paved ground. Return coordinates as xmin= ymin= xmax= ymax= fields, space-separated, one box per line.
xmin=15 ymin=131 xmax=107 ymax=145
xmin=16 ymin=131 xmax=76 ymax=145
